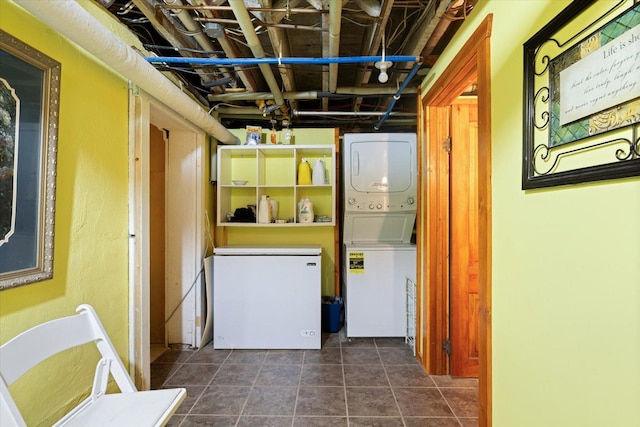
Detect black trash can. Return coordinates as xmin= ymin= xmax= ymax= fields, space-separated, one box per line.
xmin=321 ymin=296 xmax=344 ymax=333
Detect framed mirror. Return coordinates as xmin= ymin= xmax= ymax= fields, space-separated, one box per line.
xmin=0 ymin=31 xmax=60 ymax=289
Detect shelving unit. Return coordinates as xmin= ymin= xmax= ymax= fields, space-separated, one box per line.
xmin=217 ymin=144 xmax=336 ymax=226
xmin=406 ymin=277 xmax=416 ymax=356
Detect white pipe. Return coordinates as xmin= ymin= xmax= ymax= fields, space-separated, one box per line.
xmin=229 ymin=1 xmax=285 ymax=107
xmin=328 ymin=2 xmax=342 ymax=93
xmin=208 ymin=86 xmax=417 ymax=101
xmin=15 ymin=0 xmax=240 ymax=145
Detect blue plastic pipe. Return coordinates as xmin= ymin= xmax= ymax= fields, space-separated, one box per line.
xmin=145 ymin=55 xmax=421 ymax=66
xmin=374 ymin=62 xmax=423 ymax=130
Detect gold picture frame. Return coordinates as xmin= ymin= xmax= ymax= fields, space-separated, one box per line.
xmin=0 ymin=31 xmax=60 ymax=289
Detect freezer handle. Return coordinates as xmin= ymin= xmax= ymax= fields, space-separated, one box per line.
xmin=306 ymin=262 xmax=317 ymax=266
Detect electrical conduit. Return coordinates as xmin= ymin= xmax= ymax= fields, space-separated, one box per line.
xmin=374 ymin=61 xmax=423 ymax=130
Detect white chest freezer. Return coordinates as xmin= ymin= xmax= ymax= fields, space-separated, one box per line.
xmin=213 ymin=245 xmax=321 ymax=349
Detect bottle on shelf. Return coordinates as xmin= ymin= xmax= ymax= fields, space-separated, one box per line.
xmin=258 ymin=195 xmax=272 ymax=224
xmin=298 ymin=158 xmax=312 ymax=185
xmin=312 ymin=158 xmax=327 ymax=185
xmin=298 ymin=196 xmax=314 ymax=223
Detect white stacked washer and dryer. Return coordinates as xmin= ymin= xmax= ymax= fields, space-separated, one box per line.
xmin=342 ymin=133 xmax=417 ymax=338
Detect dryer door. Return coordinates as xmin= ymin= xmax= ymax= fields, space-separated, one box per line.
xmin=344 ymin=133 xmax=416 ymax=195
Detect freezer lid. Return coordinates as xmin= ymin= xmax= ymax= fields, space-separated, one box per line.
xmin=214 ymin=245 xmax=322 ymax=256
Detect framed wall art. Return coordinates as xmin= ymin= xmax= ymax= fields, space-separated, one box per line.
xmin=0 ymin=31 xmax=60 ymax=289
xmin=522 ymin=0 xmax=640 ymax=189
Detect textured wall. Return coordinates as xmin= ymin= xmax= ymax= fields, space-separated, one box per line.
xmin=0 ymin=1 xmax=130 ymax=424
xmin=422 ymin=1 xmax=640 ymax=425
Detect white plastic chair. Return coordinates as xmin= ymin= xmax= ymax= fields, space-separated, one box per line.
xmin=0 ymin=304 xmax=185 ymax=426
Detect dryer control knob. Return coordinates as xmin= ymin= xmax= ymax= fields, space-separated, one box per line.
xmin=376 ymin=204 xmax=383 ymax=209
xmin=369 ymin=203 xmax=375 ymax=210
xmin=407 ymin=197 xmax=415 ymax=205
xmin=348 ymin=198 xmax=356 ymax=205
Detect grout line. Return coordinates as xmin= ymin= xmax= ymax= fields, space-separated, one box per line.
xmin=433 ymin=379 xmax=464 ymax=427
xmin=291 ymin=350 xmax=304 ymax=427
xmin=340 ymin=336 xmax=351 ymax=426
xmin=376 ymin=339 xmax=409 ymax=427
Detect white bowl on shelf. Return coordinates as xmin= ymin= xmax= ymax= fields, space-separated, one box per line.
xmin=232 ymin=180 xmax=248 ymax=186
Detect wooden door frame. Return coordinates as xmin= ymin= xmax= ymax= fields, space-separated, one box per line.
xmin=418 ymin=15 xmax=493 ymax=426
xmin=129 ymin=91 xmax=206 ymax=390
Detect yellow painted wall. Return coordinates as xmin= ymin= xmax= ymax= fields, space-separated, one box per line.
xmin=0 ymin=1 xmax=130 ymax=424
xmin=215 ymin=128 xmax=338 ymax=296
xmin=422 ymin=1 xmax=640 ymax=425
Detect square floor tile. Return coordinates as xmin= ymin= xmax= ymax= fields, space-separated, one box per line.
xmin=303 ymin=347 xmax=342 ymax=364
xmin=293 ymin=416 xmax=348 ymax=426
xmin=378 ymin=347 xmax=420 ymax=365
xmin=439 ymin=387 xmax=478 ymax=418
xmin=236 ymin=415 xmax=293 ymax=426
xmin=300 ymin=364 xmax=344 ymax=386
xmin=189 ymin=385 xmax=250 ymax=415
xmin=151 ymin=362 xmax=181 ymax=389
xmin=345 ymin=387 xmax=400 ymax=417
xmin=185 ymin=347 xmax=230 ymax=364
xmin=348 ymin=416 xmax=404 ymax=426
xmin=394 ymin=388 xmax=453 ymax=417
xmin=343 ymin=364 xmax=388 ymax=387
xmin=255 ymin=364 xmax=302 ymax=386
xmin=163 ymin=385 xmax=205 ymax=414
xmin=226 ymin=350 xmax=267 ymax=364
xmin=164 ymin=363 xmax=220 ymax=386
xmin=403 ymin=417 xmax=462 ymax=426
xmin=179 ymin=415 xmax=238 ymax=426
xmin=242 ymin=386 xmax=297 ymax=416
xmin=264 ymin=350 xmax=304 ymax=364
xmin=342 ymin=348 xmax=381 ymax=365
xmin=211 ymin=364 xmax=260 ymax=386
xmin=385 ymin=365 xmax=435 ymax=387
xmin=295 ymin=386 xmax=346 ymax=416
xmin=431 ymin=375 xmax=478 ymax=388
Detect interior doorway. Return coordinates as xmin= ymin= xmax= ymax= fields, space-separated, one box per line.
xmin=417 ymin=15 xmax=493 ymax=426
xmin=149 ymin=125 xmax=167 ymax=360
xmin=129 ymin=92 xmax=207 ymax=390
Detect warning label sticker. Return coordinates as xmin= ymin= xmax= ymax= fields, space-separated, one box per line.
xmin=348 ymin=251 xmax=364 ymax=274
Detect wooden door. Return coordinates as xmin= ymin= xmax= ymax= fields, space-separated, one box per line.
xmin=450 ymin=98 xmax=479 ymax=377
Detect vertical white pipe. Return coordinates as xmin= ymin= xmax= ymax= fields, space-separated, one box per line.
xmin=328 ymin=1 xmax=342 ymax=93
xmin=228 ymin=1 xmax=285 ymax=107
xmin=14 ymin=0 xmax=240 ymax=144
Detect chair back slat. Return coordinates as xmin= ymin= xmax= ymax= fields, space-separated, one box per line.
xmin=0 ymin=311 xmax=98 ymax=386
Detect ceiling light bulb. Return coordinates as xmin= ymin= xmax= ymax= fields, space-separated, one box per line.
xmin=378 ymin=69 xmax=389 ymax=83
xmin=374 ymin=60 xmax=393 ymax=84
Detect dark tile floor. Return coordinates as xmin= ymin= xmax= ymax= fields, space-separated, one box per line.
xmin=152 ymin=331 xmax=478 ymax=427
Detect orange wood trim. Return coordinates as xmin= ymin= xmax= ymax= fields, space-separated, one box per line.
xmin=422 ymin=104 xmax=451 ymax=375
xmin=476 ymin=26 xmax=493 ymax=427
xmin=423 ymin=15 xmax=493 ymax=106
xmin=419 ymin=13 xmax=493 ymax=427
xmin=416 ymin=88 xmax=425 ymax=365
